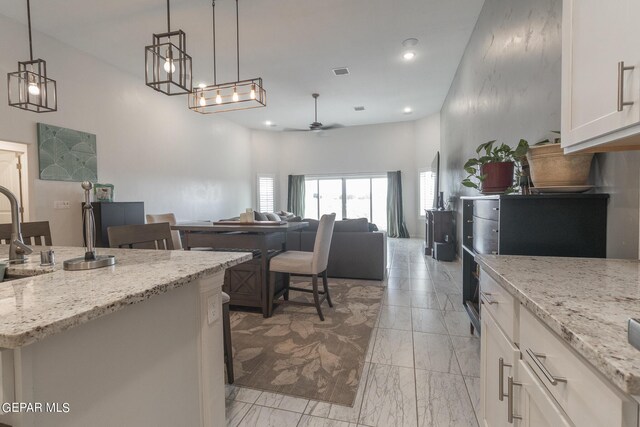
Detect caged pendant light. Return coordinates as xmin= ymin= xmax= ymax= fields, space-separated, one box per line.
xmin=145 ymin=0 xmax=193 ymax=95
xmin=189 ymin=0 xmax=266 ymax=114
xmin=7 ymin=0 xmax=57 ymax=113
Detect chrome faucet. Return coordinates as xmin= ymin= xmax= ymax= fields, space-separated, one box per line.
xmin=0 ymin=185 xmax=32 ymax=263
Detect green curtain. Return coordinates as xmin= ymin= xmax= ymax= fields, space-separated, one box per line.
xmin=387 ymin=171 xmax=410 ymax=238
xmin=287 ymin=175 xmax=305 ymax=216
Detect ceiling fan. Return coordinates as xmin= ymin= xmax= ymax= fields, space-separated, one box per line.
xmin=284 ymin=93 xmax=343 ymax=132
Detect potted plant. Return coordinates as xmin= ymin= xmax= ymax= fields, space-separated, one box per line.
xmin=462 ymin=139 xmax=529 ymax=194
xmin=526 ymin=132 xmax=594 ymax=188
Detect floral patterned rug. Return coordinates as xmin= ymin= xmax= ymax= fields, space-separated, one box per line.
xmin=230 ymin=278 xmax=384 ymax=406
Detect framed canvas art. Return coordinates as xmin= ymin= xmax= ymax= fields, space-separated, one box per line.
xmin=37 ymin=123 xmax=97 ymax=182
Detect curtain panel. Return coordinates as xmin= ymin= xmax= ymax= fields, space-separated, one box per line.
xmin=287 ymin=175 xmax=305 ymax=216
xmin=387 ymin=170 xmax=410 ymax=238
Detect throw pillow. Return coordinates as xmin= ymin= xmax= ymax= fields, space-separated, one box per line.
xmin=254 ymin=211 xmax=269 ymax=221
xmin=333 ymin=218 xmax=369 ymax=232
xmin=266 ymin=213 xmax=281 ymax=221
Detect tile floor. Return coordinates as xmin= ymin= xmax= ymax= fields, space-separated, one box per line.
xmin=225 ymin=238 xmax=480 ymax=427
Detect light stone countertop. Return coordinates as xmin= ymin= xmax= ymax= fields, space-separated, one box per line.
xmin=476 ymin=255 xmax=640 ymax=395
xmin=0 ymin=246 xmax=251 ymax=349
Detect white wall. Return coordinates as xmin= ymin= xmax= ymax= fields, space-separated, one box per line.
xmin=250 ymin=114 xmax=440 ymax=237
xmin=0 ymin=14 xmax=252 ymax=246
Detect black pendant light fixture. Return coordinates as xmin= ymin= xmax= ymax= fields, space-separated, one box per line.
xmin=7 ymin=0 xmax=57 ymax=113
xmin=189 ymin=0 xmax=266 ymax=114
xmin=145 ymin=0 xmax=193 ymax=95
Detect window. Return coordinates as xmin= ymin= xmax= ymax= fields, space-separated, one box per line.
xmin=304 ymin=175 xmax=388 ymax=230
xmin=257 ymin=174 xmax=275 ymax=213
xmin=419 ymin=170 xmax=436 ymax=215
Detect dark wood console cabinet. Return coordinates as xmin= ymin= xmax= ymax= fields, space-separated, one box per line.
xmin=424 ymin=210 xmax=455 ymax=256
xmin=83 ymin=202 xmax=145 ymax=248
xmin=461 ymin=194 xmax=608 ymax=335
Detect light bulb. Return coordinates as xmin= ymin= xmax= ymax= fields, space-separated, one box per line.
xmin=232 ymin=88 xmax=239 ymax=102
xmin=215 ymin=90 xmax=222 ymax=104
xmin=28 ymin=82 xmax=40 ymax=96
xmin=199 ymin=93 xmax=206 ymax=107
xmin=250 ymin=84 xmax=256 ymax=100
xmin=164 ymin=59 xmax=176 ymax=73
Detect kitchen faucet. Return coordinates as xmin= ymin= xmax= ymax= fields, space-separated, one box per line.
xmin=0 ymin=185 xmax=32 ymax=263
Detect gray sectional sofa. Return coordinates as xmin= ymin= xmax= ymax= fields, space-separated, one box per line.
xmin=285 ymin=217 xmax=387 ymax=281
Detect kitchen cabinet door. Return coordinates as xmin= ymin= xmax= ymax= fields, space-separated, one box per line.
xmin=480 ymin=304 xmax=519 ymax=427
xmin=515 ymin=360 xmax=572 ymax=427
xmin=562 ymin=0 xmax=640 ymax=151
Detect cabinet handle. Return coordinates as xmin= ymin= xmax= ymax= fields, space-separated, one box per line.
xmin=525 ymin=348 xmax=567 ymax=386
xmin=491 ymin=251 xmax=498 ymax=255
xmin=491 ymin=229 xmax=499 ymax=233
xmin=480 ymin=291 xmax=498 ymax=305
xmin=466 ymin=235 xmax=473 ymax=240
xmin=492 ymin=207 xmax=499 ymax=211
xmin=466 ymin=219 xmax=473 ymax=223
xmin=618 ymin=61 xmax=635 ymax=111
xmin=498 ymin=357 xmax=512 ymax=401
xmin=507 ymin=376 xmax=522 ymax=423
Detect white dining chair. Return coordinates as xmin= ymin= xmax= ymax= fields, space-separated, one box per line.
xmin=146 ymin=213 xmax=183 ymax=250
xmin=268 ymin=213 xmax=336 ymax=320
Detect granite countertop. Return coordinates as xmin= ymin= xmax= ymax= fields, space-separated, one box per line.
xmin=477 ymin=255 xmax=640 ymax=395
xmin=0 ymin=246 xmax=251 ymax=349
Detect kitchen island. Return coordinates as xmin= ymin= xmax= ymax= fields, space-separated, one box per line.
xmin=0 ymin=246 xmax=251 ymax=427
xmin=476 ymin=255 xmax=640 ymax=427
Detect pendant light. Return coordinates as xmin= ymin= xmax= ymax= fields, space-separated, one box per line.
xmin=189 ymin=0 xmax=266 ymax=114
xmin=145 ymin=0 xmax=193 ymax=95
xmin=7 ymin=0 xmax=57 ymax=113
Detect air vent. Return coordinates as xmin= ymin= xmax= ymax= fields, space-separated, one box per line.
xmin=332 ymin=67 xmax=350 ymax=76
xmin=354 ymin=106 xmax=365 ymax=111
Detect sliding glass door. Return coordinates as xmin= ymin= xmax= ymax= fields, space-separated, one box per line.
xmin=304 ymin=175 xmax=387 ymax=230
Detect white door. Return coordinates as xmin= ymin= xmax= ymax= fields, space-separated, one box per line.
xmin=562 ymin=0 xmax=640 ymax=148
xmin=480 ymin=306 xmax=519 ymax=427
xmin=516 ymin=360 xmax=573 ymax=426
xmin=0 ymin=151 xmax=21 ymax=224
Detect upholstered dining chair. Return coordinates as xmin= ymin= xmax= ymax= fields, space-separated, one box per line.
xmin=108 ymin=222 xmax=234 ymax=383
xmin=146 ymin=213 xmax=183 ymax=250
xmin=268 ymin=213 xmax=336 ymax=320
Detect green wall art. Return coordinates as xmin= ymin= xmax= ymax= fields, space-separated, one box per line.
xmin=37 ymin=123 xmax=98 ymax=182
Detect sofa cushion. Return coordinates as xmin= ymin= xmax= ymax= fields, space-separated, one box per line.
xmin=265 ymin=212 xmax=281 ymax=221
xmin=302 ymin=218 xmax=320 ymax=231
xmin=334 ymin=218 xmax=369 ymax=232
xmin=254 ymin=211 xmax=269 ymax=221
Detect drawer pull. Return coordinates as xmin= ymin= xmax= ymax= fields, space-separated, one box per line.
xmin=498 ymin=357 xmax=512 ymax=401
xmin=618 ymin=61 xmax=635 ymax=111
xmin=480 ymin=291 xmax=498 ymax=305
xmin=507 ymin=376 xmax=522 ymax=423
xmin=525 ymin=348 xmax=567 ymax=385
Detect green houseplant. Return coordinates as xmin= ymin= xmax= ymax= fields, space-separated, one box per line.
xmin=462 ymin=139 xmax=529 ymax=194
xmin=525 ymin=131 xmax=594 ymax=188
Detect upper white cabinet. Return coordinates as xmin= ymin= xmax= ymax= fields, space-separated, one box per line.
xmin=562 ymin=0 xmax=640 ymax=153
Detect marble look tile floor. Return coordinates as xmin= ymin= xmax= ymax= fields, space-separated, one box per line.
xmin=225 ymin=238 xmax=480 ymax=427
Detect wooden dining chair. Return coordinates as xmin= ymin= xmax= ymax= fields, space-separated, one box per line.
xmin=146 ymin=213 xmax=183 ymax=250
xmin=107 ymin=221 xmax=235 ymax=383
xmin=0 ymin=221 xmax=52 ymax=246
xmin=107 ymin=223 xmax=174 ymax=250
xmin=268 ymin=213 xmax=336 ymax=320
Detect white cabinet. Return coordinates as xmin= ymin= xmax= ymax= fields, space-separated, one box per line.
xmin=480 ymin=306 xmax=519 ymax=427
xmin=562 ymin=0 xmax=640 ymax=152
xmin=516 ymin=360 xmax=572 ymax=427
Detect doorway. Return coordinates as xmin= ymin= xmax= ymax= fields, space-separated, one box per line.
xmin=0 ymin=141 xmax=30 ymax=224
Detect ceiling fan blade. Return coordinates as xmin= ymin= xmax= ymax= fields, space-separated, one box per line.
xmin=320 ymin=124 xmax=344 ymax=130
xmin=282 ymin=128 xmax=311 ymax=132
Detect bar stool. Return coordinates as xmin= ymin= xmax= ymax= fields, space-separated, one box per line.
xmin=222 ymin=291 xmax=234 ymax=384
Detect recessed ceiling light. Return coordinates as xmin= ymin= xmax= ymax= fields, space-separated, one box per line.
xmin=403 ymin=52 xmax=416 ymax=61
xmin=403 ymin=107 xmax=413 ymax=114
xmin=265 ymin=120 xmax=273 ymax=126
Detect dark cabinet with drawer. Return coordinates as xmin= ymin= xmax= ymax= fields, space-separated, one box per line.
xmin=461 ymin=194 xmax=608 ymax=335
xmin=83 ymin=202 xmax=145 ymax=247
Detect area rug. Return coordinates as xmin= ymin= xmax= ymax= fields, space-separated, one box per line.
xmin=230 ymin=278 xmax=384 ymax=406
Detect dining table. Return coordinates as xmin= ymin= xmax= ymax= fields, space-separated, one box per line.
xmin=171 ymin=221 xmax=309 ymax=317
